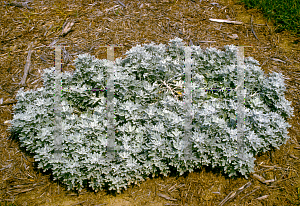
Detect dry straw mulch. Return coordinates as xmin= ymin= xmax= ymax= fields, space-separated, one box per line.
xmin=0 ymin=0 xmax=300 ymax=205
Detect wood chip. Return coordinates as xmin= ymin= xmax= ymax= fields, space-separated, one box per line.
xmin=168 ymin=183 xmax=177 ymax=192
xmin=228 ymin=34 xmax=239 ymax=39
xmin=256 ymin=195 xmax=269 ymax=200
xmin=0 ymin=163 xmax=12 ymax=171
xmin=49 ymin=39 xmax=59 ymax=47
xmin=3 ymin=120 xmax=12 ymax=126
xmin=219 ymin=181 xmax=251 ymax=206
xmin=115 ymin=0 xmax=126 ymax=8
xmin=10 ymin=187 xmax=34 ymax=194
xmin=61 ymin=20 xmax=75 ymax=36
xmin=264 ymin=179 xmax=275 ymax=184
xmin=105 ymin=5 xmax=120 ymax=13
xmin=209 ymin=18 xmax=243 ymax=25
xmin=157 ymin=193 xmax=177 ymax=201
xmin=258 ymin=164 xmax=282 ymax=169
xmin=251 ymin=15 xmax=259 ymax=41
xmin=290 ymin=154 xmax=299 ymax=159
xmin=40 ymin=54 xmax=48 ymax=63
xmin=252 ymin=174 xmax=266 ymax=183
xmin=271 ymin=58 xmax=286 ymax=63
xmin=199 ymin=40 xmax=216 ymax=43
xmin=294 ymin=146 xmax=300 ymax=150
xmin=20 ymin=42 xmax=33 ymax=86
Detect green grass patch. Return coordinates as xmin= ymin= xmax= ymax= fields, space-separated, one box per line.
xmin=237 ymin=0 xmax=300 ymax=36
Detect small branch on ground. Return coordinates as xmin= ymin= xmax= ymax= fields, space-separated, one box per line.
xmin=219 ymin=181 xmax=251 ymax=206
xmin=20 ymin=42 xmax=33 ymax=86
xmin=251 ymin=15 xmax=259 ymax=41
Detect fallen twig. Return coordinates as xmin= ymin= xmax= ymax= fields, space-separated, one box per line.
xmin=105 ymin=5 xmax=120 ymax=13
xmin=162 ymin=81 xmax=179 ymax=101
xmin=256 ymin=195 xmax=269 ymax=200
xmin=157 ymin=193 xmax=177 ymax=201
xmin=271 ymin=58 xmax=286 ymax=63
xmin=239 ymin=186 xmax=260 ymax=201
xmin=290 ymin=154 xmax=299 ymax=159
xmin=252 ymin=174 xmax=266 ymax=183
xmin=294 ymin=146 xmax=300 ymax=150
xmin=219 ymin=181 xmax=251 ymax=206
xmin=198 ymin=40 xmax=217 ymax=43
xmin=251 ymin=15 xmax=259 ymax=41
xmin=258 ymin=164 xmax=281 ymax=169
xmin=115 ymin=0 xmax=126 ymax=8
xmin=252 ymin=174 xmax=275 ymax=185
xmin=9 ymin=187 xmax=34 ymax=194
xmin=20 ymin=42 xmax=33 ymax=86
xmin=209 ymin=18 xmax=243 ymax=25
xmin=168 ymin=183 xmax=177 ymax=192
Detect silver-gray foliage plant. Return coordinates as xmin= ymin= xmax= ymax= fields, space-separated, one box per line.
xmin=8 ymin=38 xmax=294 ymax=193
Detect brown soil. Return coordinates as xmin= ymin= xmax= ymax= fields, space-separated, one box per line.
xmin=0 ymin=0 xmax=299 ymax=205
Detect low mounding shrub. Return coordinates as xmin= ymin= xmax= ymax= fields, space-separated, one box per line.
xmin=8 ymin=38 xmax=294 ymax=193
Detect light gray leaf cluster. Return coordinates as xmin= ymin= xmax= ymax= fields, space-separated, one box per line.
xmin=8 ymin=38 xmax=294 ymax=193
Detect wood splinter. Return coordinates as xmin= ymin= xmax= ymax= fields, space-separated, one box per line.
xmin=20 ymin=42 xmax=33 ymax=86
xmin=218 ymin=181 xmax=251 ymax=206
xmin=251 ymin=15 xmax=259 ymax=41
